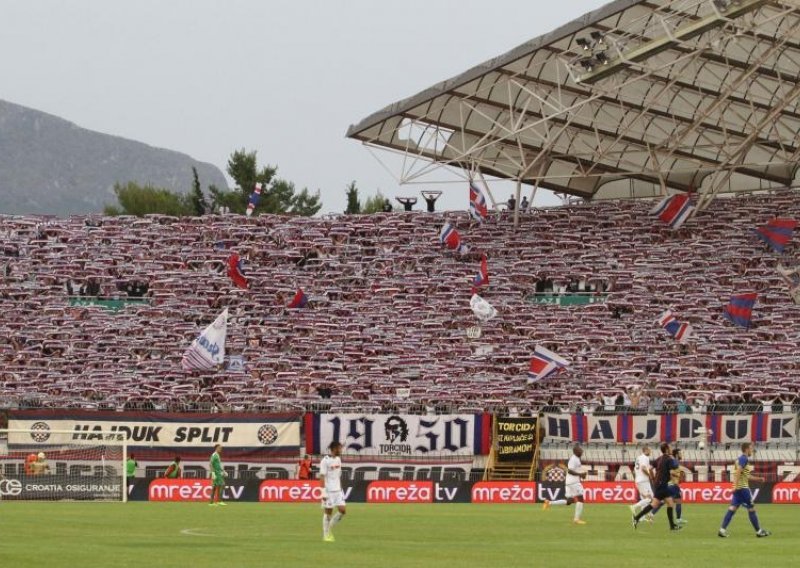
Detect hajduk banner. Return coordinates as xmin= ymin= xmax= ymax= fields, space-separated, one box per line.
xmin=306 ymin=414 xmax=492 ymax=457
xmin=495 ymin=417 xmax=538 ymax=462
xmin=542 ymin=413 xmax=798 ymax=444
xmin=8 ymin=410 xmax=300 ymax=456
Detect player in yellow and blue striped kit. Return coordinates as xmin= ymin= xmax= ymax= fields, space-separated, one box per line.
xmin=718 ymin=442 xmax=770 ymax=538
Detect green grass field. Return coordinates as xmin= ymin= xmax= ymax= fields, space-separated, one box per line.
xmin=0 ymin=503 xmax=795 ymax=568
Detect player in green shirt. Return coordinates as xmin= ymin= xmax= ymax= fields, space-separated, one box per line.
xmin=126 ymin=454 xmax=138 ymax=477
xmin=209 ymin=445 xmax=227 ymax=506
xmin=126 ymin=454 xmax=138 ymax=488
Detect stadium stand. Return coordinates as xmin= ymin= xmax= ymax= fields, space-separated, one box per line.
xmin=2 ymin=190 xmax=800 ymax=415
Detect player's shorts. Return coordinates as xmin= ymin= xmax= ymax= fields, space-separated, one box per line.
xmin=565 ymin=482 xmax=584 ymax=499
xmin=668 ymin=484 xmax=681 ymax=499
xmin=653 ymin=486 xmax=672 ymax=501
xmin=321 ymin=490 xmax=346 ymax=509
xmin=731 ymin=488 xmax=754 ymax=509
xmin=636 ymin=481 xmax=653 ymax=499
xmin=211 ymin=473 xmax=226 ymax=487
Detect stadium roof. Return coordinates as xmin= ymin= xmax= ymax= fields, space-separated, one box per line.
xmin=347 ymin=0 xmax=800 ymax=210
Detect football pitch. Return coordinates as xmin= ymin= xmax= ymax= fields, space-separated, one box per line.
xmin=0 ymin=503 xmax=796 ymax=568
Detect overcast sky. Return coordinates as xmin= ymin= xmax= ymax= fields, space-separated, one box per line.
xmin=0 ymin=0 xmax=609 ymax=214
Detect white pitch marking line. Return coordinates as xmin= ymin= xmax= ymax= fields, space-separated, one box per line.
xmin=180 ymin=528 xmax=215 ymax=537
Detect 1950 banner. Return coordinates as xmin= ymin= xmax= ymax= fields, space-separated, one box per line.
xmin=8 ymin=410 xmax=300 ymax=456
xmin=542 ymin=413 xmax=798 ymax=444
xmin=306 ymin=414 xmax=492 ymax=456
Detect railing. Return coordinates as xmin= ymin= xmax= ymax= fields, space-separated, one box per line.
xmin=525 ymin=292 xmax=610 ymax=306
xmin=67 ymin=296 xmax=150 ymax=310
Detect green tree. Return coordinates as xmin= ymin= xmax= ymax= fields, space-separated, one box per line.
xmin=345 ymin=181 xmax=361 ymax=214
xmin=291 ymin=188 xmax=323 ymax=216
xmin=208 ymin=148 xmax=322 ymax=216
xmin=362 ymin=191 xmax=391 ymax=214
xmin=104 ymin=182 xmax=192 ymax=217
xmin=189 ymin=167 xmax=209 ymax=216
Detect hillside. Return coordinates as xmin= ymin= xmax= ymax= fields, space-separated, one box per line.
xmin=0 ymin=99 xmax=227 ymax=215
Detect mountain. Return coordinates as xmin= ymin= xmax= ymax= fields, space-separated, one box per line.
xmin=0 ymin=99 xmax=228 ymax=215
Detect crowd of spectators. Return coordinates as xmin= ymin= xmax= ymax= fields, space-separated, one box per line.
xmin=1 ymin=191 xmax=800 ymax=414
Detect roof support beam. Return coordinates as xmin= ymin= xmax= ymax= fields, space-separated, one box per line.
xmin=696 ymin=75 xmax=800 ymax=211
xmin=396 ymin=112 xmax=693 ymax=191
xmin=443 ymin=95 xmax=790 ymax=184
xmin=490 ymin=68 xmax=795 ymax=155
xmin=347 ymin=0 xmax=800 ymax=202
xmin=542 ymin=44 xmax=800 ymax=126
xmin=360 ymin=139 xmax=595 ymax=198
xmin=577 ymin=0 xmax=769 ymax=83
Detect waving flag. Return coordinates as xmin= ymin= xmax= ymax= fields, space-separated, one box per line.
xmin=469 ymin=183 xmax=488 ymax=223
xmin=226 ymin=253 xmax=248 ymax=289
xmin=181 ymin=308 xmax=228 ymax=371
xmin=723 ymin=293 xmax=757 ymax=329
xmin=288 ymin=288 xmax=309 ymax=309
xmin=755 ymin=218 xmax=797 ymax=253
xmin=649 ymin=194 xmax=694 ymax=229
xmin=778 ymin=263 xmax=800 ymax=286
xmin=528 ymin=346 xmax=569 ymax=383
xmin=657 ymin=310 xmax=692 ymax=343
xmin=246 ymin=182 xmax=264 ymax=217
xmin=472 ymin=255 xmax=489 ymax=290
xmin=470 ymin=294 xmax=497 ymax=322
xmin=439 ymin=223 xmax=469 ymax=255
xmin=777 ymin=264 xmax=800 ymax=304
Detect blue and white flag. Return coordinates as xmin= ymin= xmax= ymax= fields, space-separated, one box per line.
xmin=657 ymin=310 xmax=692 ymax=344
xmin=181 ymin=308 xmax=228 ymax=371
xmin=528 ymin=346 xmax=569 ymax=383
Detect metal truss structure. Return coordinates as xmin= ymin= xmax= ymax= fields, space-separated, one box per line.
xmin=346 ymin=0 xmax=800 ymax=225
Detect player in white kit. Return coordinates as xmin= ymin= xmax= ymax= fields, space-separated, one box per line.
xmin=320 ymin=441 xmax=346 ymax=542
xmin=630 ymin=445 xmax=654 ymax=522
xmin=542 ymin=445 xmax=587 ymax=524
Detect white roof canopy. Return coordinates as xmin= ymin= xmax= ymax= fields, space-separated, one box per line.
xmin=347 ymin=0 xmax=800 ymax=208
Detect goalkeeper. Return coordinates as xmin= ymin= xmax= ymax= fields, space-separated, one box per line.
xmin=209 ymin=444 xmax=227 ymax=506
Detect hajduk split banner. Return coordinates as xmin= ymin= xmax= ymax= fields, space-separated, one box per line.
xmin=8 ymin=410 xmax=300 ymax=457
xmin=542 ymin=413 xmax=798 ymax=444
xmin=306 ymin=414 xmax=492 ymax=456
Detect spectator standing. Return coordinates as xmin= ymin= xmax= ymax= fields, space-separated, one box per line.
xmin=298 ymin=454 xmax=313 ymax=480
xmin=165 ymin=456 xmax=182 ymax=479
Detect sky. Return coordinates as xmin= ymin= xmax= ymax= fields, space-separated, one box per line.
xmin=0 ymin=0 xmax=609 ymax=214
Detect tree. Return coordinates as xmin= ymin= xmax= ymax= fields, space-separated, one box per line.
xmin=103 ymin=182 xmax=192 ymax=217
xmin=189 ymin=167 xmax=209 ymax=216
xmin=291 ymin=188 xmax=323 ymax=216
xmin=208 ymin=148 xmax=323 ymax=216
xmin=345 ymin=181 xmax=361 ymax=214
xmin=362 ymin=191 xmax=391 ymax=214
